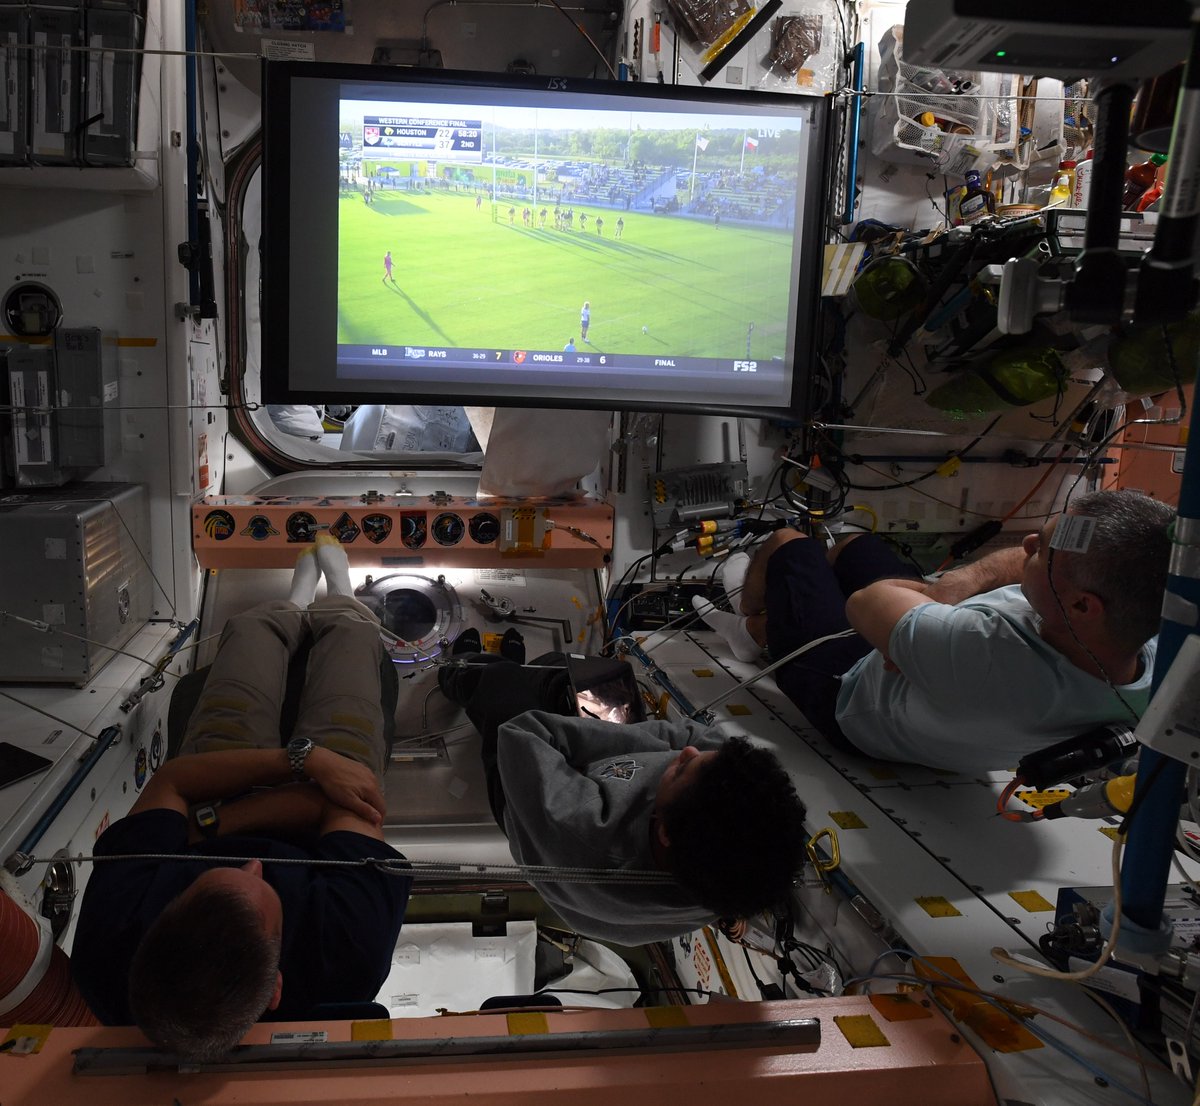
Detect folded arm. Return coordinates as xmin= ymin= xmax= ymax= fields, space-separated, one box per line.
xmin=503 ymin=712 xmax=719 ymax=768
xmin=845 ymin=545 xmax=1026 ymax=656
xmin=132 ymin=746 xmax=386 ymax=839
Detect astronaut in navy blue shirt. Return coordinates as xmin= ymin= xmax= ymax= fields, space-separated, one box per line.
xmin=72 ymin=541 xmax=412 ymax=1061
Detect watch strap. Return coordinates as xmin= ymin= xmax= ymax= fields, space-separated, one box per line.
xmin=194 ymin=802 xmax=220 ymax=840
xmin=287 ymin=737 xmax=315 ymax=780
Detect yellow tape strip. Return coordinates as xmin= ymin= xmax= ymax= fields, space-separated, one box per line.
xmin=507 ymin=1012 xmax=549 ymax=1036
xmin=1009 ymin=890 xmax=1055 ymax=913
xmin=913 ymin=957 xmax=1043 ymax=1053
xmin=644 ymin=1005 xmax=690 ymax=1029
xmin=834 ymin=1014 xmax=890 ymax=1048
xmin=351 ymin=1019 xmax=393 ymax=1041
xmin=869 ymin=993 xmax=933 ymax=1023
xmin=915 ymin=896 xmax=962 ymax=918
xmin=700 ymin=8 xmax=757 ymax=63
xmin=829 ymin=810 xmax=867 ymax=830
xmin=2 ymin=1024 xmax=52 ymax=1055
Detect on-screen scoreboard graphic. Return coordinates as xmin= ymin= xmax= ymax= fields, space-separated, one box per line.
xmin=361 ymin=116 xmax=483 ymax=162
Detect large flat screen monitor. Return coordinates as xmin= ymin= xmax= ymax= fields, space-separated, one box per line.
xmin=261 ymin=62 xmax=831 ymax=417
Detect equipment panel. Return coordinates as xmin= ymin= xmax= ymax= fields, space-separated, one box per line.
xmin=192 ymin=493 xmax=614 ymax=569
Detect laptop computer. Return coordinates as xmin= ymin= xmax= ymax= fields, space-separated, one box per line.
xmin=562 ymin=653 xmax=647 ymax=725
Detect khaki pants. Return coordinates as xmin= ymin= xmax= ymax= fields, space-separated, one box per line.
xmin=178 ymin=596 xmax=388 ymax=782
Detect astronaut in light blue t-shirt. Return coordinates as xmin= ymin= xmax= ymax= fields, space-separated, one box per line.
xmin=698 ymin=490 xmax=1174 ymax=773
xmin=836 ymin=491 xmax=1172 ymax=771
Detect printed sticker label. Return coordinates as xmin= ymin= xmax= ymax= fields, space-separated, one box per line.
xmin=1050 ymin=515 xmax=1096 ymax=554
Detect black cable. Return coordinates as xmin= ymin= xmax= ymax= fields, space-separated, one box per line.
xmin=605 ymin=552 xmax=658 ymax=646
xmin=743 ymin=946 xmax=766 ymax=987
xmin=778 ymin=462 xmax=811 ymax=514
xmin=833 ymin=414 xmax=1002 ymax=491
xmin=608 ymin=552 xmax=654 ymax=603
xmin=846 ymin=466 xmax=941 ymax=492
xmin=879 ymin=534 xmax=926 ymax=574
xmin=754 ymin=459 xmax=788 ymax=523
xmin=741 ymin=946 xmax=784 ymax=999
xmin=1058 ymin=319 xmax=1188 ymax=517
xmin=925 ymin=172 xmax=949 ymax=225
xmin=1028 ymin=366 xmax=1067 ymax=426
xmin=898 ymin=345 xmax=928 ymax=395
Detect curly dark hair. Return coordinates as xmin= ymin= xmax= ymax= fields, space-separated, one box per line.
xmin=658 ymin=736 xmax=807 ymax=919
xmin=128 ymin=881 xmax=281 ymax=1061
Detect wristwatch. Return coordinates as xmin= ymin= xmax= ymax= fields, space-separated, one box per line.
xmin=194 ymin=803 xmax=220 ymax=840
xmin=287 ymin=736 xmax=316 ymax=780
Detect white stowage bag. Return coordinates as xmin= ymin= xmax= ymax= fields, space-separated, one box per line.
xmin=542 ymin=939 xmax=640 ymax=1008
xmin=479 ymin=408 xmax=613 ymax=497
xmin=340 ymin=405 xmax=477 ymax=453
xmin=375 ymin=921 xmax=537 ymax=1018
xmin=266 ymin=404 xmax=325 ymax=441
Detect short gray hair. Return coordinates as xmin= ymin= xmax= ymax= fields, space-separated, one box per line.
xmin=1058 ymin=489 xmax=1173 ymax=651
xmin=129 ymin=882 xmax=281 ymax=1062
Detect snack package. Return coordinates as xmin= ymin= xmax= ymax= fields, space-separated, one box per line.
xmin=664 ymin=0 xmax=754 ymax=50
xmin=753 ymin=3 xmax=839 ymax=94
xmin=767 ymin=12 xmax=822 ymax=74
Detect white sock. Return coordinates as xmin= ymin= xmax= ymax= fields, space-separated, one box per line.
xmin=288 ymin=547 xmax=320 ymax=606
xmin=691 ymin=596 xmax=762 ymax=662
xmin=720 ymin=551 xmax=751 ymax=608
xmin=315 ymin=532 xmax=353 ymax=596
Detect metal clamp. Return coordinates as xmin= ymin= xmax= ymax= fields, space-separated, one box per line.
xmin=805 ymin=827 xmax=842 ymax=894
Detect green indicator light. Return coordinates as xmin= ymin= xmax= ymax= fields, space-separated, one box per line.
xmin=995 ymin=49 xmax=1007 ymax=57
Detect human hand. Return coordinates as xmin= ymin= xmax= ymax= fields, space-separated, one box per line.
xmin=304 ymin=747 xmax=386 ymax=825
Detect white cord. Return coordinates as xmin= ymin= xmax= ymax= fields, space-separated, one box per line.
xmin=688 ymin=628 xmax=858 ymax=718
xmin=991 ymin=831 xmax=1124 ymax=983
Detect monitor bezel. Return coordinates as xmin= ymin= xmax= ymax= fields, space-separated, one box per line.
xmin=261 ymin=60 xmax=832 ymax=420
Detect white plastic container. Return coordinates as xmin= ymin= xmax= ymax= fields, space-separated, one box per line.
xmin=1072 ymin=152 xmax=1094 ymax=208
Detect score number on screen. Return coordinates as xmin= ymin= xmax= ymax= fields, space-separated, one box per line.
xmin=361 ymin=116 xmax=483 ymax=163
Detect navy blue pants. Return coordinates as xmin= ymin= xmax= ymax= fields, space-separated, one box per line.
xmin=765 ymin=536 xmax=921 ymax=752
xmin=438 ymin=654 xmax=572 ymax=825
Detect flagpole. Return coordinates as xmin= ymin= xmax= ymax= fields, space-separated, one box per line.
xmin=691 ymin=133 xmax=699 ymax=201
xmin=740 ymin=132 xmax=746 ymax=175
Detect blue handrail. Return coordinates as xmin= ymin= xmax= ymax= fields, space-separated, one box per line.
xmin=841 ymin=43 xmax=865 ymax=225
xmin=8 ymin=725 xmax=122 ymax=869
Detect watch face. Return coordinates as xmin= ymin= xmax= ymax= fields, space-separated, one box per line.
xmin=288 ymin=738 xmax=315 ymax=775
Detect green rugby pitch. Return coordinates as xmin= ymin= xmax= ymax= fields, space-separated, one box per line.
xmin=337 ymin=188 xmax=793 ymax=359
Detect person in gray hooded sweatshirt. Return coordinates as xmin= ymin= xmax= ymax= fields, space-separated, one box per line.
xmin=440 ymin=638 xmax=807 ymax=945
